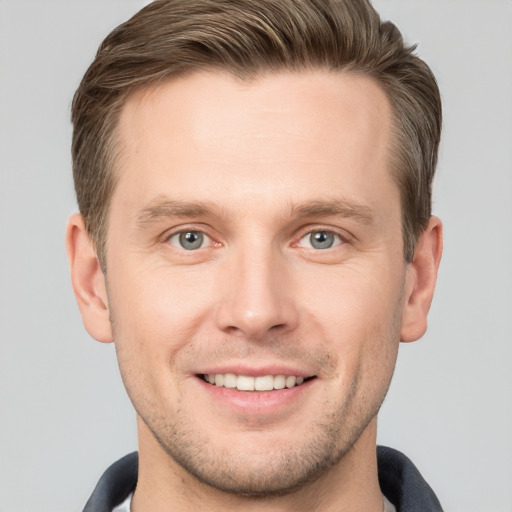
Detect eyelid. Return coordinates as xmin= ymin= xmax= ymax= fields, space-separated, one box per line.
xmin=293 ymin=225 xmax=351 ymax=247
xmin=167 ymin=231 xmax=210 ymax=249
xmin=298 ymin=230 xmax=343 ymax=249
xmin=161 ymin=224 xmax=219 ymax=248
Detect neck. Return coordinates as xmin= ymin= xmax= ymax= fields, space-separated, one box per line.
xmin=131 ymin=417 xmax=383 ymax=512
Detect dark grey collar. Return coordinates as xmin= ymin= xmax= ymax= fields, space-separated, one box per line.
xmin=83 ymin=446 xmax=443 ymax=512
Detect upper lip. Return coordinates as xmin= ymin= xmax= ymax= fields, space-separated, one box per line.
xmin=195 ymin=364 xmax=314 ymax=378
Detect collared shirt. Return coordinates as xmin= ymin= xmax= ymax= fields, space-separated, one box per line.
xmin=84 ymin=446 xmax=443 ymax=512
xmin=112 ymin=492 xmax=397 ymax=512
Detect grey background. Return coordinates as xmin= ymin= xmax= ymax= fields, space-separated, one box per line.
xmin=0 ymin=1 xmax=511 ymax=511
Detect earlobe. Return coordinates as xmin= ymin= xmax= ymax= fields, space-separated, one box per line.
xmin=65 ymin=213 xmax=113 ymax=343
xmin=400 ymin=216 xmax=443 ymax=343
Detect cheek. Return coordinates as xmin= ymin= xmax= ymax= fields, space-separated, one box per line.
xmin=299 ymin=262 xmax=403 ymax=376
xmin=106 ymin=262 xmax=218 ymax=399
xmin=302 ymin=261 xmax=403 ymax=329
xmin=109 ymin=261 xmax=216 ymax=339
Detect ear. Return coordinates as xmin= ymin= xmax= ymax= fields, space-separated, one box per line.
xmin=65 ymin=213 xmax=113 ymax=343
xmin=400 ymin=216 xmax=443 ymax=343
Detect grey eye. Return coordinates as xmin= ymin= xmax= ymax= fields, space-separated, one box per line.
xmin=310 ymin=231 xmax=334 ymax=249
xmin=299 ymin=230 xmax=341 ymax=250
xmin=169 ymin=231 xmax=206 ymax=250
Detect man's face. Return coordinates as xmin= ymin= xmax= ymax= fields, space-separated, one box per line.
xmin=105 ymin=70 xmax=410 ymax=494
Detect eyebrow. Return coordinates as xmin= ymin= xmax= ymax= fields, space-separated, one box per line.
xmin=291 ymin=200 xmax=375 ymax=224
xmin=135 ymin=196 xmax=375 ymax=228
xmin=135 ymin=198 xmax=219 ymax=228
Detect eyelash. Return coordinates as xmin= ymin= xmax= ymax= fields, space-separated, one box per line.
xmin=162 ymin=226 xmax=349 ymax=252
xmin=164 ymin=227 xmax=217 ymax=251
xmin=296 ymin=229 xmax=344 ymax=250
xmin=294 ymin=223 xmax=352 ymax=250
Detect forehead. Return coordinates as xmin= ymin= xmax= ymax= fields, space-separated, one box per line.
xmin=113 ymin=69 xmax=395 ymax=216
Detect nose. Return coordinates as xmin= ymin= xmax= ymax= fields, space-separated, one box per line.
xmin=214 ymin=246 xmax=299 ymax=340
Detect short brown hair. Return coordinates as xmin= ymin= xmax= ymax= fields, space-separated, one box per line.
xmin=72 ymin=0 xmax=441 ymax=265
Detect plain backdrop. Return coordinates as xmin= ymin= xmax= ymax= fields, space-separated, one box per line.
xmin=0 ymin=1 xmax=511 ymax=511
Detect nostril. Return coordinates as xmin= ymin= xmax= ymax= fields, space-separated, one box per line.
xmin=223 ymin=325 xmax=243 ymax=336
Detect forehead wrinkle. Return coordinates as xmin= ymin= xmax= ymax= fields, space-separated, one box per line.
xmin=290 ymin=199 xmax=375 ymax=224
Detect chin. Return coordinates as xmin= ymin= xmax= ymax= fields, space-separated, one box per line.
xmin=142 ymin=400 xmax=378 ymax=497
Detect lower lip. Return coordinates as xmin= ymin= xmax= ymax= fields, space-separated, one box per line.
xmin=196 ymin=377 xmax=315 ymax=415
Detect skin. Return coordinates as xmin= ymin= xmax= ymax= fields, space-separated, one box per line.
xmin=67 ymin=70 xmax=442 ymax=512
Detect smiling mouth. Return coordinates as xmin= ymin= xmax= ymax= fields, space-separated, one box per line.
xmin=199 ymin=373 xmax=315 ymax=391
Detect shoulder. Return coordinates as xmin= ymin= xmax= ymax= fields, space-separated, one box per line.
xmin=377 ymin=446 xmax=444 ymax=512
xmin=82 ymin=452 xmax=138 ymax=512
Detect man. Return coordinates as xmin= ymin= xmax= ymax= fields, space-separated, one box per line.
xmin=66 ymin=0 xmax=443 ymax=511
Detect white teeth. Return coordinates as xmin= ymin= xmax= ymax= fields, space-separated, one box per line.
xmin=223 ymin=373 xmax=237 ymax=388
xmin=273 ymin=375 xmax=286 ymax=389
xmin=255 ymin=375 xmax=274 ymax=391
xmin=236 ymin=375 xmax=255 ymax=391
xmin=204 ymin=373 xmax=307 ymax=390
xmin=285 ymin=376 xmax=296 ymax=388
